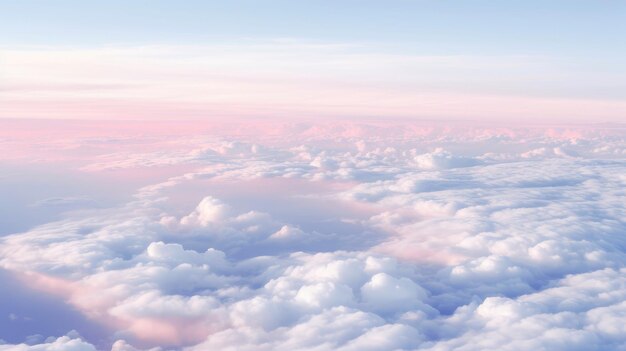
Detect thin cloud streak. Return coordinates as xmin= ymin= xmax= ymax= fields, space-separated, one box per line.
xmin=2 ymin=43 xmax=625 ymax=122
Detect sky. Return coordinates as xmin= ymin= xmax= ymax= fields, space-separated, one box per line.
xmin=1 ymin=0 xmax=626 ymax=122
xmin=1 ymin=3 xmax=626 ymax=351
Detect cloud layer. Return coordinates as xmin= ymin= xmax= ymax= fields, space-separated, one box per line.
xmin=0 ymin=120 xmax=625 ymax=350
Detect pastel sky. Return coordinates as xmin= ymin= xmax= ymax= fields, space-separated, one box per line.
xmin=2 ymin=3 xmax=626 ymax=349
xmin=1 ymin=0 xmax=626 ymax=122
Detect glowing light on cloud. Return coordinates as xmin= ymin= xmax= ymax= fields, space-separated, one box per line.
xmin=2 ymin=1 xmax=626 ymax=350
xmin=1 ymin=120 xmax=625 ymax=350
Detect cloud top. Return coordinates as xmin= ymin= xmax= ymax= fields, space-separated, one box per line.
xmin=0 ymin=121 xmax=625 ymax=350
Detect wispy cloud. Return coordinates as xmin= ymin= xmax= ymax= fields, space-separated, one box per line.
xmin=2 ymin=42 xmax=625 ymax=122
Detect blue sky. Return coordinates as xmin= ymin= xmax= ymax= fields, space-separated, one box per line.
xmin=3 ymin=0 xmax=625 ymax=55
xmin=1 ymin=1 xmax=625 ymax=122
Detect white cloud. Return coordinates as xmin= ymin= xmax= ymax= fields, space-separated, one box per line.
xmin=1 ymin=121 xmax=625 ymax=350
xmin=361 ymin=273 xmax=428 ymax=315
xmin=0 ymin=336 xmax=96 ymax=351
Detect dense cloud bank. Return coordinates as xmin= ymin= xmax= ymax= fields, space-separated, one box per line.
xmin=1 ymin=122 xmax=625 ymax=350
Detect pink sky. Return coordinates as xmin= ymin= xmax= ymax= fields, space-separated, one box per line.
xmin=3 ymin=44 xmax=626 ymax=123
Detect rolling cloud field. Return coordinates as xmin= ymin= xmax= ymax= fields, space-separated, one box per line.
xmin=1 ymin=119 xmax=625 ymax=350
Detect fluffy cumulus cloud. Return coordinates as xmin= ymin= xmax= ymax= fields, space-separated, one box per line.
xmin=0 ymin=336 xmax=96 ymax=351
xmin=0 ymin=121 xmax=625 ymax=350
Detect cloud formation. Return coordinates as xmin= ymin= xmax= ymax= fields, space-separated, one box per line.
xmin=0 ymin=120 xmax=625 ymax=350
